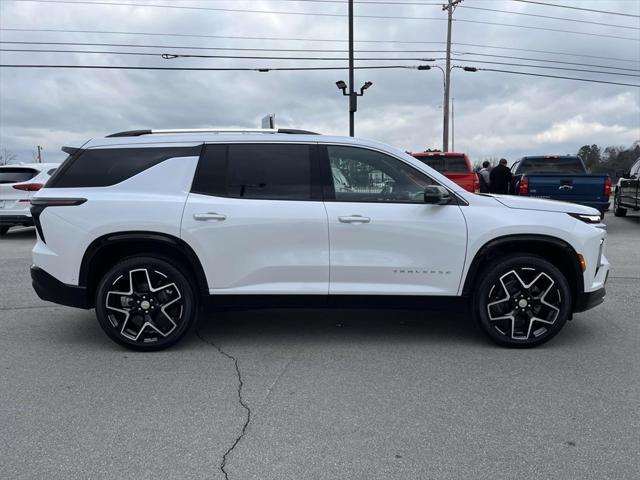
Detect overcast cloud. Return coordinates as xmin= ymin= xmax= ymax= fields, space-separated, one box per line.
xmin=0 ymin=0 xmax=639 ymax=164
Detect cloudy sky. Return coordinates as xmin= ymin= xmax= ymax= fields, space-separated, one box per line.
xmin=0 ymin=0 xmax=639 ymax=164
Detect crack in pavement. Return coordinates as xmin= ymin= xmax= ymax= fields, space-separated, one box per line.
xmin=196 ymin=329 xmax=251 ymax=480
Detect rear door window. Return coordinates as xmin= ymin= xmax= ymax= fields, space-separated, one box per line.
xmin=192 ymin=143 xmax=314 ymax=201
xmin=0 ymin=168 xmax=39 ymax=184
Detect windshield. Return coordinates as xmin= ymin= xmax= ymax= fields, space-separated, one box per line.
xmin=520 ymin=157 xmax=585 ymax=174
xmin=0 ymin=167 xmax=39 ymax=184
xmin=414 ymin=155 xmax=469 ymax=173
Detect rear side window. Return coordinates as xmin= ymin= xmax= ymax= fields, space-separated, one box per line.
xmin=192 ymin=143 xmax=313 ymax=200
xmin=0 ymin=167 xmax=38 ymax=184
xmin=47 ymin=145 xmax=202 ymax=188
xmin=414 ymin=155 xmax=468 ymax=173
xmin=519 ymin=157 xmax=585 ymax=174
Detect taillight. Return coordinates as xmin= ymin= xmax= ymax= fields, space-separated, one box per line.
xmin=13 ymin=183 xmax=44 ymax=191
xmin=473 ymin=176 xmax=480 ymax=193
xmin=604 ymin=177 xmax=612 ymax=197
xmin=519 ymin=177 xmax=529 ymax=195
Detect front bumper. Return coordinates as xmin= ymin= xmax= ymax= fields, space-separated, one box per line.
xmin=574 ymin=286 xmax=606 ymax=313
xmin=30 ymin=265 xmax=90 ymax=309
xmin=0 ymin=215 xmax=34 ymax=227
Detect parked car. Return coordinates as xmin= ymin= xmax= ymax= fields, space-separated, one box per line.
xmin=31 ymin=129 xmax=608 ymax=351
xmin=410 ymin=152 xmax=479 ymax=193
xmin=0 ymin=163 xmax=59 ymax=235
xmin=613 ymin=157 xmax=640 ymax=216
xmin=510 ymin=155 xmax=611 ymax=215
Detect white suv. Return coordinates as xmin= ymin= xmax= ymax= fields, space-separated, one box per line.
xmin=30 ymin=129 xmax=609 ymax=350
xmin=0 ymin=163 xmax=58 ymax=235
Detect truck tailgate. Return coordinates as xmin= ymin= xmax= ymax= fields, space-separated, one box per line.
xmin=527 ymin=174 xmax=607 ymax=202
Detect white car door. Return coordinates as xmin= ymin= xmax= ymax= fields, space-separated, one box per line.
xmin=181 ymin=142 xmax=329 ymax=295
xmin=322 ymin=144 xmax=468 ymax=296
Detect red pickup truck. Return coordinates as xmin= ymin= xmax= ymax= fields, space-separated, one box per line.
xmin=411 ymin=152 xmax=479 ymax=193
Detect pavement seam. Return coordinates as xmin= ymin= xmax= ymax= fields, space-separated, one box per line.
xmin=195 ymin=329 xmax=251 ymax=480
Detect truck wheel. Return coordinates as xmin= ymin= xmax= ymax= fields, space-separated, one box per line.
xmin=95 ymin=256 xmax=197 ymax=351
xmin=473 ymin=254 xmax=571 ymax=348
xmin=613 ymin=191 xmax=627 ymax=217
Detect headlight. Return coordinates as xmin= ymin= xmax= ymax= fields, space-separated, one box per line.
xmin=568 ymin=213 xmax=602 ymax=224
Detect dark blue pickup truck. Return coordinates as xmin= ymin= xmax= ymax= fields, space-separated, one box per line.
xmin=510 ymin=156 xmax=611 ymax=215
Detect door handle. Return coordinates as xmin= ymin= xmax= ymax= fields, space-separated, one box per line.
xmin=338 ymin=215 xmax=371 ymax=224
xmin=193 ymin=212 xmax=227 ymax=221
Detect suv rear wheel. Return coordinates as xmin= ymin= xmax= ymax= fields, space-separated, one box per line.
xmin=473 ymin=254 xmax=571 ymax=348
xmin=95 ymin=256 xmax=197 ymax=351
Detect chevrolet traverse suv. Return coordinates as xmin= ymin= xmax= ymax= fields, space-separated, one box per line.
xmin=30 ymin=129 xmax=609 ymax=350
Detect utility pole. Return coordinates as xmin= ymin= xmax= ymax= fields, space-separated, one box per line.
xmin=451 ymin=97 xmax=455 ymax=152
xmin=442 ymin=0 xmax=463 ymax=152
xmin=348 ymin=0 xmax=355 ymax=136
xmin=36 ymin=145 xmax=42 ymax=163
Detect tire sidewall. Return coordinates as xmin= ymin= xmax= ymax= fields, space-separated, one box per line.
xmin=473 ymin=254 xmax=572 ymax=348
xmin=95 ymin=256 xmax=197 ymax=351
xmin=614 ymin=190 xmax=627 ymax=216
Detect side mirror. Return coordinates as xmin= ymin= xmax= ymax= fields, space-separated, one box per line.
xmin=424 ymin=185 xmax=451 ymax=205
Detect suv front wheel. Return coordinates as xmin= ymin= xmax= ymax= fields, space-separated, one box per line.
xmin=473 ymin=254 xmax=571 ymax=348
xmin=95 ymin=257 xmax=197 ymax=351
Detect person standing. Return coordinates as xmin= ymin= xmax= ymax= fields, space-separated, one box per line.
xmin=478 ymin=161 xmax=491 ymax=193
xmin=489 ymin=158 xmax=512 ymax=194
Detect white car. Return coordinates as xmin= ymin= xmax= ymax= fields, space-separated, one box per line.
xmin=0 ymin=163 xmax=59 ymax=235
xmin=30 ymin=129 xmax=609 ymax=350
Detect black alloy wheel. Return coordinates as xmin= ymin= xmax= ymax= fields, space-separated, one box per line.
xmin=474 ymin=254 xmax=571 ymax=348
xmin=95 ymin=256 xmax=197 ymax=351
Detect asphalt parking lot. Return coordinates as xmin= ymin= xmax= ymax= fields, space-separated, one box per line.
xmin=1 ymin=215 xmax=638 ymax=480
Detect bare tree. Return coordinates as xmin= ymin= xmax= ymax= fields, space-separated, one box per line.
xmin=0 ymin=147 xmax=18 ymax=166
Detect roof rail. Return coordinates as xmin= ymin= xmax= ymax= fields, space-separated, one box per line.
xmin=106 ymin=128 xmax=319 ymax=138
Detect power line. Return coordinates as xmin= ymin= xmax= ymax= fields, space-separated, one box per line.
xmin=4 ymin=47 xmax=637 ymax=78
xmin=449 ymin=58 xmax=639 ymax=78
xmin=453 ymin=18 xmax=638 ymax=41
xmin=0 ymin=63 xmax=425 ymax=71
xmin=475 ymin=67 xmax=639 ymax=87
xmin=2 ymin=28 xmax=638 ymax=64
xmin=2 ymin=40 xmax=637 ymax=72
xmin=510 ymin=0 xmax=640 ymax=19
xmin=0 ymin=48 xmax=443 ymax=62
xmin=459 ymin=5 xmax=639 ymax=30
xmin=1 ymin=62 xmax=637 ymax=87
xmin=7 ymin=0 xmax=640 ymax=41
xmin=8 ymin=0 xmax=445 ymax=19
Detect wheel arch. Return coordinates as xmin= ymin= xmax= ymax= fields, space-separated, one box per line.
xmin=461 ymin=234 xmax=584 ymax=308
xmin=79 ymin=231 xmax=209 ymax=308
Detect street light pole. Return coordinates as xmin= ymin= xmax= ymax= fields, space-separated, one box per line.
xmin=426 ymin=64 xmax=475 ymax=152
xmin=348 ymin=0 xmax=355 ymax=136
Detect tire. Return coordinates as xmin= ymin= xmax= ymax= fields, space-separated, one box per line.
xmin=95 ymin=256 xmax=197 ymax=351
xmin=472 ymin=254 xmax=571 ymax=348
xmin=613 ymin=191 xmax=627 ymax=217
xmin=0 ymin=226 xmax=9 ymax=236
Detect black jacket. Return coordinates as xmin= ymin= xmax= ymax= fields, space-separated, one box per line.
xmin=489 ymin=164 xmax=512 ymax=194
